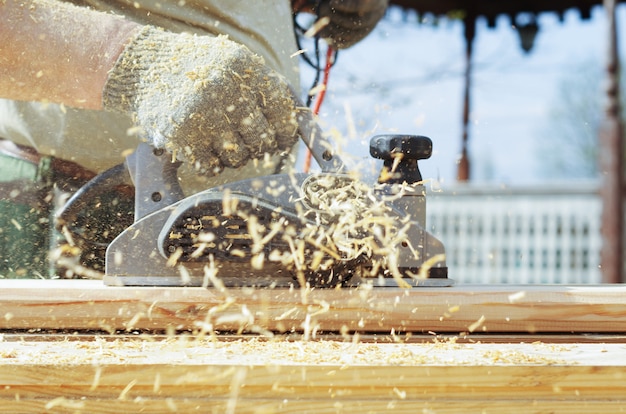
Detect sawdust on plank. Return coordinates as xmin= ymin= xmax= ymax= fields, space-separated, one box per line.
xmin=0 ymin=337 xmax=577 ymax=367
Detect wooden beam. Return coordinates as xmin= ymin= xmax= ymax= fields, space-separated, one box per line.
xmin=1 ymin=280 xmax=625 ymax=334
xmin=2 ymin=332 xmax=626 ymax=344
xmin=0 ymin=338 xmax=625 ymax=412
xmin=1 ymin=280 xmax=625 ymax=411
xmin=599 ymin=0 xmax=625 ymax=283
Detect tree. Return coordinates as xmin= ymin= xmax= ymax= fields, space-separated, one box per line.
xmin=537 ymin=58 xmax=625 ymax=180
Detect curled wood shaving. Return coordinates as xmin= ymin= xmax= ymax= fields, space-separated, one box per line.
xmin=45 ymin=397 xmax=85 ymax=410
xmin=118 ymin=379 xmax=138 ymax=401
xmin=467 ymin=315 xmax=486 ymax=333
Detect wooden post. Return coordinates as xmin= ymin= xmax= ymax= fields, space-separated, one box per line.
xmin=599 ymin=0 xmax=624 ymax=283
xmin=457 ymin=13 xmax=476 ymax=182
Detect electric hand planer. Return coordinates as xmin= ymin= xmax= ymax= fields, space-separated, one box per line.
xmin=63 ymin=108 xmax=451 ymax=288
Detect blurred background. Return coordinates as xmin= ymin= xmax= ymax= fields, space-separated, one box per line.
xmin=297 ymin=2 xmax=626 ymax=284
xmin=302 ymin=2 xmax=625 ymax=184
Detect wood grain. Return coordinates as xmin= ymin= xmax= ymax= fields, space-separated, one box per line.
xmin=0 ymin=339 xmax=625 ymax=413
xmin=1 ymin=280 xmax=625 ymax=412
xmin=0 ymin=280 xmax=625 ymax=334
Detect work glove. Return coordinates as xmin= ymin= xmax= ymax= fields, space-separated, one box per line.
xmin=103 ymin=26 xmax=299 ymax=176
xmin=315 ymin=0 xmax=388 ymax=49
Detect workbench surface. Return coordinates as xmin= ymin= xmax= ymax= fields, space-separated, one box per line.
xmin=0 ymin=280 xmax=625 ymax=413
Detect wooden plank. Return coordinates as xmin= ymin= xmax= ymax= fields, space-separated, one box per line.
xmin=1 ymin=280 xmax=625 ymax=412
xmin=2 ymin=333 xmax=626 ymax=344
xmin=4 ymin=400 xmax=626 ymax=414
xmin=0 ymin=339 xmax=625 ymax=413
xmin=1 ymin=280 xmax=626 ymax=333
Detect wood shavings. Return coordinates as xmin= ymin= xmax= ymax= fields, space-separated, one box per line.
xmin=290 ymin=49 xmax=306 ymax=58
xmin=54 ymin=256 xmax=104 ymax=279
xmin=250 ymin=252 xmax=265 ymax=270
xmin=0 ymin=337 xmax=597 ymax=369
xmin=0 ymin=349 xmax=17 ymax=359
xmin=153 ymin=372 xmax=162 ymax=393
xmin=392 ymin=387 xmax=407 ymax=399
xmin=45 ymin=397 xmax=85 ymax=410
xmin=90 ymin=366 xmax=102 ymax=391
xmin=175 ymin=265 xmax=190 ymax=284
xmin=202 ymin=257 xmax=222 ymax=290
xmin=416 ymin=254 xmax=446 ymax=280
xmin=448 ymin=305 xmax=460 ymax=313
xmin=214 ymin=305 xmax=254 ymax=327
xmin=508 ymin=291 xmax=527 ymax=303
xmin=124 ymin=312 xmax=145 ymax=331
xmin=118 ymin=379 xmax=137 ymax=400
xmin=155 ymin=162 xmax=436 ymax=288
xmin=308 ymin=83 xmax=326 ymax=96
xmin=275 ymin=307 xmax=298 ymax=321
xmin=165 ymin=397 xmax=177 ymax=412
xmin=166 ymin=247 xmax=183 ymax=267
xmin=467 ymin=315 xmax=486 ymax=333
xmin=226 ymin=367 xmax=248 ymax=414
xmin=304 ymin=16 xmax=330 ymax=38
xmin=308 ymin=300 xmax=330 ymax=318
xmin=288 ymin=174 xmax=420 ymax=285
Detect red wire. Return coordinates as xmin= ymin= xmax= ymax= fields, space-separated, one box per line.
xmin=303 ymin=46 xmax=334 ymax=173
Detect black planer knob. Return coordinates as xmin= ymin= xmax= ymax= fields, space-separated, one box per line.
xmin=370 ymin=135 xmax=432 ymax=184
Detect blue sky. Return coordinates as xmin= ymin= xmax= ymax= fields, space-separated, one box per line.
xmin=301 ymin=4 xmax=625 ymax=185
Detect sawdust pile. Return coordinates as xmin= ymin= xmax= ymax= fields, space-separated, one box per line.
xmin=0 ymin=337 xmax=573 ymax=367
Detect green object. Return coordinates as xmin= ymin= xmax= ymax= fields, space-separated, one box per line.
xmin=0 ymin=153 xmax=52 ymax=278
xmin=1 ymin=147 xmax=135 ymax=279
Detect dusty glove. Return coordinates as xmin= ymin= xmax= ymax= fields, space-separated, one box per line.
xmin=103 ymin=26 xmax=299 ymax=175
xmin=315 ymin=0 xmax=388 ymax=49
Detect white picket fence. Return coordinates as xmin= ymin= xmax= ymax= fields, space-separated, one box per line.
xmin=425 ymin=182 xmax=602 ymax=284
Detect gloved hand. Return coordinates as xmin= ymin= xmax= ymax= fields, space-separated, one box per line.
xmin=103 ymin=26 xmax=299 ymax=176
xmin=315 ymin=0 xmax=388 ymax=49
